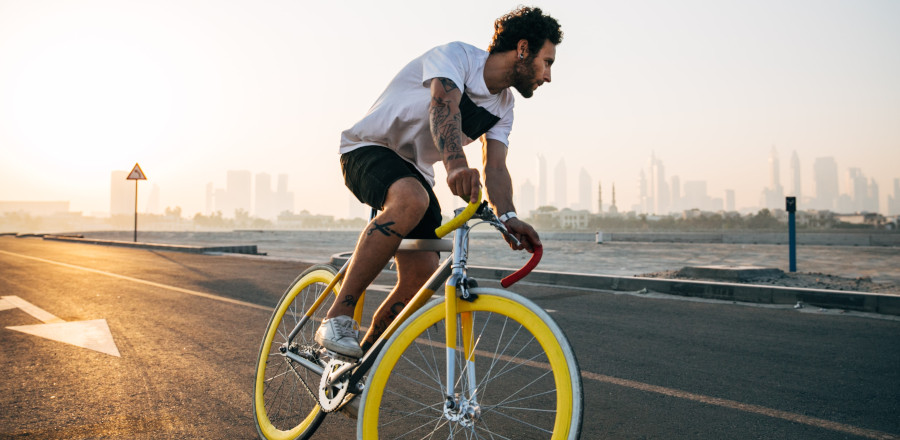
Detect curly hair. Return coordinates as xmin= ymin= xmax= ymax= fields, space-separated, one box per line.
xmin=488 ymin=6 xmax=563 ymax=55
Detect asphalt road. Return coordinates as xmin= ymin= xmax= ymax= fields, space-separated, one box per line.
xmin=1 ymin=236 xmax=898 ymax=439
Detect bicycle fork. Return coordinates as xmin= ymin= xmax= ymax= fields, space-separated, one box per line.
xmin=442 ymin=222 xmax=482 ymax=425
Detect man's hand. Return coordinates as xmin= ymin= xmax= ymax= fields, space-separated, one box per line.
xmin=447 ymin=167 xmax=481 ymax=203
xmin=503 ymin=217 xmax=541 ymax=252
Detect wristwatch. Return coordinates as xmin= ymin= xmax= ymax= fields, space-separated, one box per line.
xmin=498 ymin=211 xmax=517 ymax=223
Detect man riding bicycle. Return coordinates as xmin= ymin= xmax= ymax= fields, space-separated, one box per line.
xmin=316 ymin=6 xmax=563 ymax=358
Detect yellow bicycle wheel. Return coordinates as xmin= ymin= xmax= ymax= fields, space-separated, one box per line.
xmin=253 ymin=264 xmax=337 ymax=440
xmin=358 ymin=287 xmax=583 ymax=439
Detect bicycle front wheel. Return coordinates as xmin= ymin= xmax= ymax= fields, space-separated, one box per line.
xmin=253 ymin=264 xmax=337 ymax=440
xmin=358 ymin=287 xmax=583 ymax=439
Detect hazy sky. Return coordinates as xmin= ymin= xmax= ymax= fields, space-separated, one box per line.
xmin=2 ymin=0 xmax=898 ymax=218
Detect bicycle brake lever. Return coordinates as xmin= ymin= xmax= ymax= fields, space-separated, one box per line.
xmin=494 ymin=217 xmax=521 ymax=248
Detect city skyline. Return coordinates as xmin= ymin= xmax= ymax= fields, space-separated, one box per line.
xmin=2 ymin=1 xmax=898 ymax=220
xmin=92 ymin=149 xmax=900 ymax=221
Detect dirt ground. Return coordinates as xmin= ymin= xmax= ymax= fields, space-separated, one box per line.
xmin=639 ymin=269 xmax=898 ymax=294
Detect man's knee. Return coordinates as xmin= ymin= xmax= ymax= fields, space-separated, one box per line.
xmin=384 ymin=178 xmax=430 ymax=221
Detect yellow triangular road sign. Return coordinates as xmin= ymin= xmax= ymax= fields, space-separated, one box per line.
xmin=126 ymin=163 xmax=147 ymax=180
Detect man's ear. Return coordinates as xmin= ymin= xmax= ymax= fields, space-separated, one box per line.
xmin=517 ymin=39 xmax=529 ymax=59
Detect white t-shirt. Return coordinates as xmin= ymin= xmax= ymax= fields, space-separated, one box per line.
xmin=340 ymin=42 xmax=515 ymax=186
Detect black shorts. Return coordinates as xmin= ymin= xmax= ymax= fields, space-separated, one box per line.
xmin=341 ymin=146 xmax=442 ymax=239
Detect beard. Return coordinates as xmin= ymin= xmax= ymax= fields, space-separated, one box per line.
xmin=511 ymin=57 xmax=538 ymax=98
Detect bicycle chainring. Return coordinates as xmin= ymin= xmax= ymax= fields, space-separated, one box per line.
xmin=318 ymin=358 xmax=352 ymax=412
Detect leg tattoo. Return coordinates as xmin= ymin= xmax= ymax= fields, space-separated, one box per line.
xmin=368 ymin=302 xmax=406 ymax=343
xmin=368 ymin=220 xmax=405 ymax=238
xmin=341 ymin=295 xmax=358 ymax=307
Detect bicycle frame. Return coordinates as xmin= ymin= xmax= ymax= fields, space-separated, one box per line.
xmin=279 ymin=201 xmax=539 ymax=416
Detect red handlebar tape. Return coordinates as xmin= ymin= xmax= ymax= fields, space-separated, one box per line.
xmin=500 ymin=245 xmax=543 ymax=288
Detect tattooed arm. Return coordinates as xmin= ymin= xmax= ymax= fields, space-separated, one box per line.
xmin=429 ymin=77 xmax=481 ymax=202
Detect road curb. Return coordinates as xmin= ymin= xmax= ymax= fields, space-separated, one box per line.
xmin=41 ymin=235 xmax=262 ymax=255
xmin=328 ymin=252 xmax=900 ymax=316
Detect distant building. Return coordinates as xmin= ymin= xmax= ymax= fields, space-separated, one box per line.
xmin=790 ymin=150 xmax=802 ymax=201
xmin=648 ymin=152 xmax=669 ymax=214
xmin=536 ymin=154 xmax=547 ymax=207
xmin=761 ymin=146 xmax=785 ymax=210
xmin=517 ymin=179 xmax=536 ymax=217
xmin=553 ymin=158 xmax=567 ymax=209
xmin=670 ymin=175 xmax=681 ymax=213
xmin=274 ymin=174 xmax=295 ymax=216
xmin=725 ymin=189 xmax=736 ymax=212
xmin=578 ymin=168 xmax=591 ymax=211
xmin=0 ymin=201 xmax=69 ymax=216
xmin=812 ymin=157 xmax=838 ymax=211
xmin=683 ymin=180 xmax=711 ymax=211
xmin=889 ymin=178 xmax=900 ymax=216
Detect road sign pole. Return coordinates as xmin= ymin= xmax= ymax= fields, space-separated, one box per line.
xmin=125 ymin=163 xmax=147 ymax=243
xmin=134 ymin=180 xmax=138 ymax=242
xmin=786 ymin=197 xmax=797 ymax=273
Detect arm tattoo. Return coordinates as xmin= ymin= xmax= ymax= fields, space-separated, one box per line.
xmin=438 ymin=77 xmax=458 ymax=93
xmin=429 ymin=78 xmax=464 ymax=161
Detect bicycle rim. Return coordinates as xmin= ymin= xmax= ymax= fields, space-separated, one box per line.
xmin=253 ymin=265 xmax=336 ymax=440
xmin=359 ymin=287 xmax=583 ymax=439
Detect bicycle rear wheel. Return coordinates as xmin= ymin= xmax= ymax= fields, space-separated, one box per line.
xmin=253 ymin=264 xmax=337 ymax=440
xmin=358 ymin=287 xmax=583 ymax=439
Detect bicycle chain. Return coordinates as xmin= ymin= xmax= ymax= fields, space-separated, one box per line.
xmin=285 ymin=353 xmax=320 ymax=404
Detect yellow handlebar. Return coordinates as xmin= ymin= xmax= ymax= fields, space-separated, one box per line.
xmin=434 ymin=190 xmax=482 ymax=238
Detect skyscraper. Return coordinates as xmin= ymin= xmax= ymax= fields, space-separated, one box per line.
xmin=275 ymin=174 xmax=294 ymax=216
xmin=683 ymin=180 xmax=710 ymax=211
xmin=761 ymin=146 xmax=784 ymax=210
xmin=888 ymin=178 xmax=900 ymax=215
xmin=790 ymin=150 xmax=801 ymax=201
xmin=255 ymin=173 xmax=274 ymax=219
xmin=847 ymin=168 xmax=866 ymax=212
xmin=554 ymin=158 xmax=567 ymax=209
xmin=725 ymin=189 xmax=735 ymax=212
xmin=517 ymin=179 xmax=536 ymax=216
xmin=227 ymin=170 xmax=252 ymax=216
xmin=578 ymin=168 xmax=591 ymax=211
xmin=670 ymin=175 xmax=681 ymax=213
xmin=649 ymin=153 xmax=669 ymax=214
xmin=536 ymin=154 xmax=547 ymax=208
xmin=812 ymin=157 xmax=838 ymax=211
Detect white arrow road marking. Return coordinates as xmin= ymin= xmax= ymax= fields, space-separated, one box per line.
xmin=0 ymin=297 xmax=17 ymax=312
xmin=1 ymin=295 xmax=121 ymax=357
xmin=8 ymin=320 xmax=121 ymax=357
xmin=2 ymin=295 xmax=65 ymax=323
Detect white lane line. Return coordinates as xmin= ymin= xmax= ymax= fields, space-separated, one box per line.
xmin=2 ymin=295 xmax=65 ymax=323
xmin=580 ymin=371 xmax=898 ymax=440
xmin=411 ymin=335 xmax=897 ymax=439
xmin=3 ymin=249 xmax=896 ymax=439
xmin=0 ymin=250 xmax=271 ymax=312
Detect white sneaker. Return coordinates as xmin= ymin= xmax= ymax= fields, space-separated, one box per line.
xmin=314 ymin=315 xmax=363 ymax=358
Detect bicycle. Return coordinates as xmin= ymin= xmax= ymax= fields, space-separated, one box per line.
xmin=252 ymin=193 xmax=584 ymax=439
